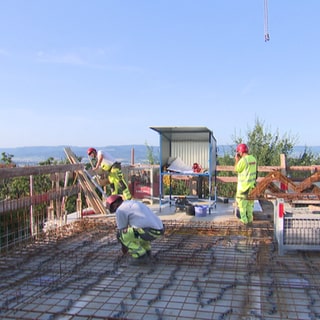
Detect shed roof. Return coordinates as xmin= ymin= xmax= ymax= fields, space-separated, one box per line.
xmin=150 ymin=126 xmax=215 ymax=142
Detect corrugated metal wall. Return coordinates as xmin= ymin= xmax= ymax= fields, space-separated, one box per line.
xmin=160 ymin=138 xmax=217 ymax=174
xmin=171 ymin=141 xmax=210 ymax=169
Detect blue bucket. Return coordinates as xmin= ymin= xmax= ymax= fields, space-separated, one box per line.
xmin=195 ymin=205 xmax=207 ymax=217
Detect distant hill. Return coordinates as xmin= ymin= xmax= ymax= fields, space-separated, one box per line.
xmin=0 ymin=145 xmax=159 ymax=166
xmin=1 ymin=145 xmax=320 ymax=166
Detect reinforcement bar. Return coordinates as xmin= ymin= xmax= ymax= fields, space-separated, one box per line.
xmin=1 ymin=218 xmax=320 ymax=319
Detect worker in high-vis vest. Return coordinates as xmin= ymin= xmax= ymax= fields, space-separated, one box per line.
xmin=87 ymin=148 xmax=132 ymax=200
xmin=106 ymin=195 xmax=165 ymax=265
xmin=234 ymin=143 xmax=257 ymax=225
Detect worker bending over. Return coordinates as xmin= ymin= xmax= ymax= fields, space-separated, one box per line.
xmin=87 ymin=147 xmax=132 ymax=200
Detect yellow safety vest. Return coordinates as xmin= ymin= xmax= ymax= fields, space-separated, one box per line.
xmin=235 ymin=154 xmax=257 ymax=196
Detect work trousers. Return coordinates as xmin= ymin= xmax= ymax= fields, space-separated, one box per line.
xmin=117 ymin=227 xmax=165 ymax=258
xmin=108 ymin=167 xmax=132 ymax=200
xmin=236 ymin=197 xmax=254 ymax=224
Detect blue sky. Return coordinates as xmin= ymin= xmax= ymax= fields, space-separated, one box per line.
xmin=0 ymin=1 xmax=319 ymax=148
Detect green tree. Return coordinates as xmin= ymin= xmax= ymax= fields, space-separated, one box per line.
xmin=0 ymin=152 xmax=16 ymax=199
xmin=233 ymin=118 xmax=297 ymax=167
xmin=217 ymin=118 xmax=299 ymax=198
xmin=288 ymin=146 xmax=320 ymax=166
xmin=216 ymin=153 xmax=237 ymax=198
xmin=38 ymin=157 xmax=59 ymax=166
xmin=1 ymin=152 xmax=14 ymax=164
xmin=287 ymin=146 xmax=320 ymax=180
xmin=145 ymin=142 xmax=159 ymax=165
xmin=9 ymin=176 xmax=29 ymax=198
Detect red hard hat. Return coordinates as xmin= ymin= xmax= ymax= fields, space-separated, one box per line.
xmin=106 ymin=195 xmax=123 ymax=213
xmin=236 ymin=143 xmax=249 ymax=154
xmin=87 ymin=147 xmax=97 ymax=155
xmin=192 ymin=163 xmax=202 ymax=173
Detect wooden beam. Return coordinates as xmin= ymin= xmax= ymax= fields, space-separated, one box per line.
xmin=0 ymin=185 xmax=80 ymax=214
xmin=0 ymin=164 xmax=83 ymax=179
xmin=64 ymin=147 xmax=108 ymax=215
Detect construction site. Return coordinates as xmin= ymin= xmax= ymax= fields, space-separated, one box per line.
xmin=1 ymin=199 xmax=320 ymax=320
xmin=1 ymin=128 xmax=320 ymax=319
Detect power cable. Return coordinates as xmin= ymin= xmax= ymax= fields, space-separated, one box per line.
xmin=264 ymin=0 xmax=270 ymax=41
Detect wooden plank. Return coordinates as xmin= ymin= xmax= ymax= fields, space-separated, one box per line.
xmin=0 ymin=164 xmax=83 ymax=179
xmin=0 ymin=185 xmax=80 ymax=214
xmin=64 ymin=147 xmax=108 ymax=215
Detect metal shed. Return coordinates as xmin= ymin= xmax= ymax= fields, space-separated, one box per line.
xmin=150 ymin=126 xmax=217 ymax=211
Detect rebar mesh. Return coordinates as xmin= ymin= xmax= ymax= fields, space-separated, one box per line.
xmin=1 ymin=218 xmax=320 ymax=320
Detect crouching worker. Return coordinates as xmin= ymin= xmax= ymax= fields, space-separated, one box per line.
xmin=106 ymin=195 xmax=165 ymax=265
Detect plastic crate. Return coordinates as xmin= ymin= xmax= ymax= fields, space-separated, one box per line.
xmin=195 ymin=205 xmax=207 ymax=217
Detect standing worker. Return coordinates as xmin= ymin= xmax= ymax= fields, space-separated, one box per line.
xmin=234 ymin=143 xmax=257 ymax=225
xmin=87 ymin=147 xmax=132 ymax=200
xmin=106 ymin=195 xmax=165 ymax=265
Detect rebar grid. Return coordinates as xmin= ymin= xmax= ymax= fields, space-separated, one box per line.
xmin=1 ymin=218 xmax=320 ymax=320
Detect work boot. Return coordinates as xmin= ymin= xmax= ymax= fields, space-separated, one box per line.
xmin=121 ymin=244 xmax=129 ymax=255
xmin=234 ymin=208 xmax=241 ymax=219
xmin=130 ymin=254 xmax=150 ymax=266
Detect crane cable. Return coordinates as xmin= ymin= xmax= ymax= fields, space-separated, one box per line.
xmin=264 ymin=0 xmax=270 ymax=41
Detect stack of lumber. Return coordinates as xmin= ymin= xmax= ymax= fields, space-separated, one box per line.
xmin=64 ymin=147 xmax=108 ymax=215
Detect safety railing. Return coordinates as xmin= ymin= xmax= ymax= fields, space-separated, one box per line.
xmin=0 ymin=164 xmax=83 ymax=252
xmin=1 ymin=155 xmax=319 ymax=253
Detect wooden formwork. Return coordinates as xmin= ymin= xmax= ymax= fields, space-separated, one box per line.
xmin=249 ymin=170 xmax=320 ymax=203
xmin=64 ymin=147 xmax=108 ymax=215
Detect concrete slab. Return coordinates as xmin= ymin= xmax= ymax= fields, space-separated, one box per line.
xmin=150 ymin=198 xmax=266 ymax=224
